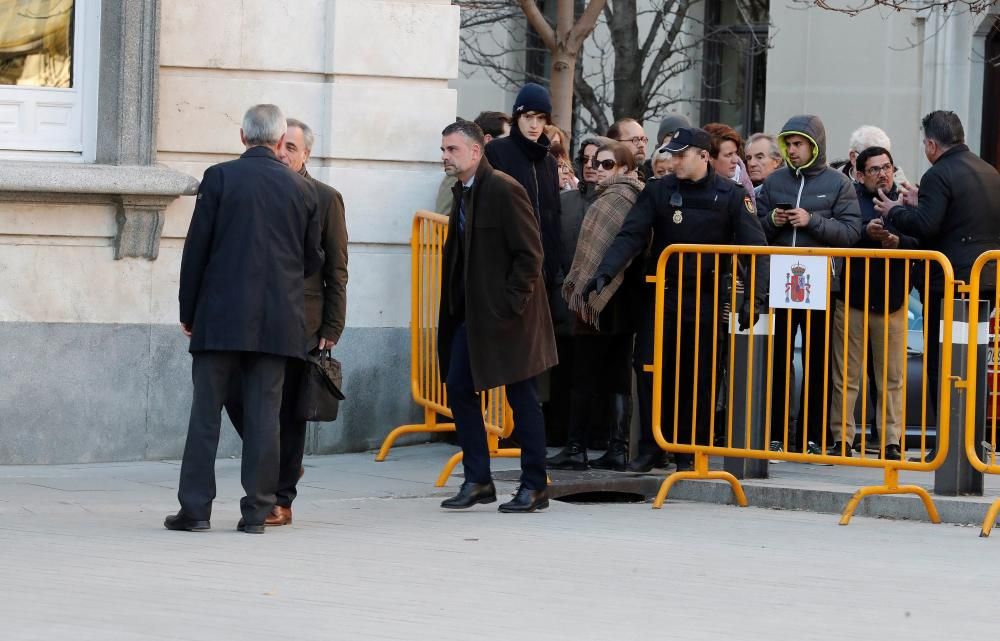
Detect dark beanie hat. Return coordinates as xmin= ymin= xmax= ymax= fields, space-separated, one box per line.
xmin=513 ymin=83 xmax=552 ymax=116
xmin=657 ymin=113 xmax=692 ymax=145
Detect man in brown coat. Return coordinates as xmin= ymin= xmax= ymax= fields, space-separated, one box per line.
xmin=225 ymin=117 xmax=348 ymax=526
xmin=437 ymin=119 xmax=558 ymax=513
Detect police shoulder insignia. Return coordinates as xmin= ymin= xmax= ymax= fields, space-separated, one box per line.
xmin=744 ymin=195 xmax=755 ymax=214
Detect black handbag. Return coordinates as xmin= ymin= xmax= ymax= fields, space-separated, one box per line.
xmin=296 ymin=349 xmax=345 ymax=422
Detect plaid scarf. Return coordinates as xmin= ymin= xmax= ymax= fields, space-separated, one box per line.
xmin=562 ymin=174 xmax=644 ymax=329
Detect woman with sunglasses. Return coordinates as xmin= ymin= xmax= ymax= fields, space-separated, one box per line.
xmin=548 ymin=142 xmax=643 ymax=471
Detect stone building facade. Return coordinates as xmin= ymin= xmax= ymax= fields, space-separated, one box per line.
xmin=0 ymin=0 xmax=459 ymax=463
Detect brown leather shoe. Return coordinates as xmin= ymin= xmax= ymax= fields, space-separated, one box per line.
xmin=264 ymin=506 xmax=292 ymax=526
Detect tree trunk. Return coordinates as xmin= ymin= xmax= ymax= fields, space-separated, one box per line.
xmin=608 ymin=0 xmax=643 ymax=123
xmin=517 ymin=0 xmax=606 ymax=134
xmin=549 ymin=50 xmax=576 ymax=132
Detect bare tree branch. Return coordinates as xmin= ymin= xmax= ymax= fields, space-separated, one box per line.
xmin=517 ymin=0 xmax=557 ymax=51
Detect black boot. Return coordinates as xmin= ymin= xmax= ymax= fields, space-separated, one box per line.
xmin=625 ymin=450 xmax=668 ymax=473
xmin=546 ymin=442 xmax=588 ymax=470
xmin=590 ymin=393 xmax=630 ymax=471
xmin=546 ymin=391 xmax=590 ymax=470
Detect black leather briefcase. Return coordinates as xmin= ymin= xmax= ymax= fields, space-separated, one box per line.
xmin=296 ymin=349 xmax=345 ymax=422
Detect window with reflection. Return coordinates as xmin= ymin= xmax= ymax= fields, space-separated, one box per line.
xmin=0 ymin=0 xmax=74 ymax=89
xmin=701 ymin=0 xmax=769 ymax=138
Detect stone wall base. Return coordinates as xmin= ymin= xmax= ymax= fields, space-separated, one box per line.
xmin=0 ymin=323 xmax=419 ymax=464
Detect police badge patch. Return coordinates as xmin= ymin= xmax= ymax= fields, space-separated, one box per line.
xmin=744 ymin=195 xmax=755 ymax=214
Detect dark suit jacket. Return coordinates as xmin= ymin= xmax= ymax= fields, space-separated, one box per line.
xmin=302 ymin=168 xmax=348 ymax=344
xmin=437 ymin=157 xmax=558 ymax=391
xmin=179 ymin=146 xmax=323 ymax=359
xmin=889 ymin=144 xmax=1000 ymax=292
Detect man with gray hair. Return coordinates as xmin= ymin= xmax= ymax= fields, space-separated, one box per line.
xmin=745 ymin=133 xmax=782 ymax=187
xmin=224 ymin=117 xmax=349 ymax=527
xmin=167 ymin=104 xmax=323 ymax=534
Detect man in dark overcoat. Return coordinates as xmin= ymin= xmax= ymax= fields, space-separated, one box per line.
xmin=437 ymin=120 xmax=558 ymax=513
xmin=876 ymin=110 xmax=1000 ymax=446
xmin=166 ymin=104 xmax=323 ymax=534
xmin=224 ymin=117 xmax=348 ymax=527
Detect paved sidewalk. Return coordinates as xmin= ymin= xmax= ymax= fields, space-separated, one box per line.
xmin=1 ymin=443 xmax=997 ymax=640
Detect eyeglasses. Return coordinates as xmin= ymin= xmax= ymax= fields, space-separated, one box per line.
xmin=591 ymin=159 xmax=617 ymax=170
xmin=864 ymin=163 xmax=895 ymax=177
xmin=558 ymin=164 xmax=572 ymax=175
xmin=617 ymin=136 xmax=648 ymax=147
xmin=581 ymin=154 xmax=595 ymax=165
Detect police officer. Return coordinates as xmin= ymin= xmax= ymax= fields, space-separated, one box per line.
xmin=582 ymin=127 xmax=768 ymax=472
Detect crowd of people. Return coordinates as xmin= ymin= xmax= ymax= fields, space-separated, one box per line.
xmin=435 ymin=82 xmax=1000 ymax=513
xmin=161 ymin=87 xmax=1000 ymax=528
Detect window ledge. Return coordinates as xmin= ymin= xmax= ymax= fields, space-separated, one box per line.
xmin=0 ymin=161 xmax=199 ymax=260
xmin=0 ymin=160 xmax=199 ymax=198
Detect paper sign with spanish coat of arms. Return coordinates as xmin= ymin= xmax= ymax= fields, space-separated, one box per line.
xmin=768 ymin=255 xmax=829 ymax=311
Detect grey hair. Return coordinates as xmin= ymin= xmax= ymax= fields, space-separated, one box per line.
xmin=746 ymin=133 xmax=781 ymax=162
xmin=847 ymin=125 xmax=891 ymax=154
xmin=242 ymin=104 xmax=286 ymax=146
xmin=650 ymin=145 xmax=673 ymax=165
xmin=286 ymin=117 xmax=315 ymax=152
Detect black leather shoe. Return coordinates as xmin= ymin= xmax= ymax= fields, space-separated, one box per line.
xmin=546 ymin=443 xmax=588 ymax=470
xmin=440 ymin=481 xmax=497 ymax=509
xmin=164 ymin=512 xmax=210 ymax=532
xmin=827 ymin=441 xmax=853 ymax=457
xmin=498 ymin=485 xmax=549 ymax=513
xmin=236 ymin=519 xmax=266 ymax=534
xmin=625 ymin=451 xmax=668 ymax=473
xmin=885 ymin=444 xmax=902 ymax=461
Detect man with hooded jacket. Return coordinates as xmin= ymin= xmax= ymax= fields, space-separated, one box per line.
xmin=757 ymin=114 xmax=862 ymax=456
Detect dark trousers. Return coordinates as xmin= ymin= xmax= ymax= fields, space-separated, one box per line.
xmin=446 ymin=323 xmax=547 ymax=490
xmin=225 ymin=357 xmax=307 ymax=508
xmin=178 ymin=351 xmax=286 ymax=525
xmin=633 ymin=299 xmax=718 ymax=455
xmin=770 ymin=304 xmax=835 ymax=450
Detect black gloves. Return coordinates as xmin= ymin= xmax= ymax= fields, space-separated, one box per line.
xmin=581 ymin=274 xmax=609 ymax=300
xmin=737 ymin=298 xmax=760 ymax=332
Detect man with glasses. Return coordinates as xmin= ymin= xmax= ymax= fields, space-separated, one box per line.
xmin=829 ymin=146 xmax=917 ymax=461
xmin=582 ymin=127 xmax=768 ymax=472
xmin=607 ymin=117 xmax=650 ymax=181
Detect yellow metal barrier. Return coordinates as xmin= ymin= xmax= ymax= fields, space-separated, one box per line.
xmin=375 ymin=211 xmax=516 ymax=486
xmin=647 ymin=244 xmax=955 ymax=524
xmin=963 ymin=250 xmax=1000 ymax=536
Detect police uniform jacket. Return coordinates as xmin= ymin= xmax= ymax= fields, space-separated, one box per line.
xmin=595 ymin=164 xmax=768 ymax=314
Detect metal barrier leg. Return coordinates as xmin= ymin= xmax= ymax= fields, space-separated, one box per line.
xmin=724 ymin=314 xmax=769 ymax=480
xmin=839 ymin=468 xmax=941 ymax=525
xmin=979 ymin=499 xmax=1000 ymax=537
xmin=652 ymin=452 xmax=748 ymax=509
xmin=375 ymin=409 xmax=456 ymax=461
xmin=935 ymin=299 xmax=987 ymax=495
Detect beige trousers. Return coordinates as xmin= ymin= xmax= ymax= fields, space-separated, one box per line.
xmin=829 ymin=303 xmax=907 ymax=446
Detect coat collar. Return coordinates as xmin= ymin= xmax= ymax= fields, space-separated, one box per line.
xmin=510 ymin=124 xmax=551 ymax=161
xmin=241 ymin=145 xmax=282 ymax=162
xmin=935 ymin=143 xmax=969 ymax=164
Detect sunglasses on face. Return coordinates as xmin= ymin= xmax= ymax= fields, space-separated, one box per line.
xmin=591 ymin=159 xmax=617 ymax=170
